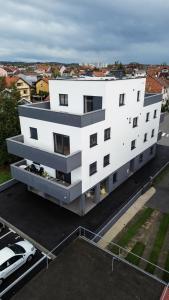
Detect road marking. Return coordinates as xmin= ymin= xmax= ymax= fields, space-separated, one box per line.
xmin=0 ymin=230 xmax=12 ymax=240
xmin=162 ymin=132 xmax=166 ymax=137
xmin=0 ymin=255 xmax=47 ymax=298
xmin=166 ymin=134 xmax=169 ymax=138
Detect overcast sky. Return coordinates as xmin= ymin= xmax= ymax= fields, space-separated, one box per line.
xmin=0 ymin=0 xmax=169 ymax=64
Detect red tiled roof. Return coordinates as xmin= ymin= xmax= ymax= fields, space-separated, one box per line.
xmin=4 ymin=76 xmax=18 ymax=88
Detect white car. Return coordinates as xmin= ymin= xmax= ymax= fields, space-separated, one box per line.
xmin=0 ymin=240 xmax=36 ymax=285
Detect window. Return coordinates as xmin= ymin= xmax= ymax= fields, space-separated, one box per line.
xmin=103 ymin=154 xmax=110 ymax=167
xmin=17 ymin=82 xmax=22 ymax=87
xmin=104 ymin=128 xmax=111 ymax=141
xmin=53 ymin=133 xmax=70 ymax=155
xmin=119 ymin=93 xmax=125 ymax=106
xmin=30 ymin=127 xmax=38 ymax=140
xmin=139 ymin=153 xmax=143 ymax=163
xmin=131 ymin=139 xmax=136 ymax=150
xmin=84 ymin=95 xmax=102 ymax=113
xmin=150 ymin=146 xmax=154 ymax=155
xmin=151 ymin=129 xmax=155 ymax=138
xmin=113 ymin=172 xmax=117 ymax=183
xmin=154 ymin=109 xmax=157 ymax=118
xmin=59 ymin=94 xmax=68 ymax=106
xmin=133 ymin=117 xmax=138 ymax=128
xmin=23 ymin=89 xmax=27 ymax=94
xmin=137 ymin=91 xmax=141 ymax=102
xmin=89 ymin=162 xmax=97 ymax=176
xmin=90 ymin=133 xmax=97 ymax=148
xmin=146 ymin=112 xmax=150 ymax=122
xmin=8 ymin=256 xmax=23 ymax=265
xmin=56 ymin=170 xmax=71 ymax=184
xmin=144 ymin=133 xmax=147 ymax=142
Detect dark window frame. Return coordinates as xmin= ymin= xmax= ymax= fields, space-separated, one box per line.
xmin=144 ymin=133 xmax=148 ymax=142
xmin=59 ymin=94 xmax=68 ymax=106
xmin=146 ymin=112 xmax=150 ymax=122
xmin=104 ymin=128 xmax=111 ymax=141
xmin=137 ymin=91 xmax=141 ymax=102
xmin=53 ymin=133 xmax=70 ymax=155
xmin=89 ymin=161 xmax=97 ymax=176
xmin=90 ymin=133 xmax=97 ymax=148
xmin=119 ymin=93 xmax=125 ymax=106
xmin=154 ymin=109 xmax=157 ymax=118
xmin=103 ymin=154 xmax=110 ymax=167
xmin=131 ymin=139 xmax=136 ymax=150
xmin=30 ymin=127 xmax=38 ymax=140
xmin=133 ymin=117 xmax=138 ymax=128
xmin=151 ymin=129 xmax=155 ymax=138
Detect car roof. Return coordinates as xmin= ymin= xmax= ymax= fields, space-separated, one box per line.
xmin=0 ymin=247 xmax=14 ymax=265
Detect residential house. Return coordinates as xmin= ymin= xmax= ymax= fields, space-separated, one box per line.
xmin=36 ymin=78 xmax=49 ymax=94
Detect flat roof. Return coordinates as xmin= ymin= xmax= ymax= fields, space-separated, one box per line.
xmin=13 ymin=238 xmax=164 ymax=300
xmin=49 ymin=76 xmax=145 ymax=81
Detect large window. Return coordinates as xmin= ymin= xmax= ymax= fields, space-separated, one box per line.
xmin=133 ymin=117 xmax=138 ymax=128
xmin=103 ymin=154 xmax=110 ymax=167
xmin=30 ymin=127 xmax=38 ymax=140
xmin=131 ymin=139 xmax=136 ymax=150
xmin=89 ymin=162 xmax=97 ymax=176
xmin=56 ymin=170 xmax=71 ymax=184
xmin=59 ymin=94 xmax=68 ymax=106
xmin=119 ymin=93 xmax=125 ymax=106
xmin=53 ymin=133 xmax=70 ymax=155
xmin=90 ymin=133 xmax=97 ymax=148
xmin=84 ymin=95 xmax=102 ymax=113
xmin=104 ymin=128 xmax=111 ymax=141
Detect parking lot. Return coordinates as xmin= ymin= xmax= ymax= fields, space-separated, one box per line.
xmin=0 ymin=225 xmax=47 ymax=300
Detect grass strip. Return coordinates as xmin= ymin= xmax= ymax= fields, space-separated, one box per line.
xmin=126 ymin=242 xmax=145 ymax=266
xmin=0 ymin=168 xmax=11 ymax=184
xmin=108 ymin=207 xmax=154 ymax=254
xmin=145 ymin=213 xmax=169 ymax=274
xmin=163 ymin=251 xmax=169 ymax=283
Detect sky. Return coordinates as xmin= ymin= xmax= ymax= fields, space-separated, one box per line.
xmin=0 ymin=0 xmax=169 ymax=64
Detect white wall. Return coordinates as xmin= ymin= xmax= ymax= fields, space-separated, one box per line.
xmin=20 ymin=78 xmax=161 ymax=193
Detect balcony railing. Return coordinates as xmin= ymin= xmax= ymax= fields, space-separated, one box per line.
xmin=10 ymin=160 xmax=82 ymax=203
xmin=144 ymin=93 xmax=162 ymax=106
xmin=6 ymin=135 xmax=81 ymax=173
xmin=18 ymin=101 xmax=105 ymax=127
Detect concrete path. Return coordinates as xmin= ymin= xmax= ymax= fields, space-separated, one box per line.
xmin=98 ymin=187 xmax=156 ymax=249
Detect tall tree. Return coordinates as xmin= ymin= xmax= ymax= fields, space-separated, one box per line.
xmin=0 ymin=87 xmax=20 ymax=165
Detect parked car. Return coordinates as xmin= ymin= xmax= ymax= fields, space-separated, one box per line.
xmin=0 ymin=223 xmax=5 ymax=233
xmin=0 ymin=240 xmax=36 ymax=285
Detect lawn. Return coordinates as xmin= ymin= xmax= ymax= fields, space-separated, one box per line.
xmin=145 ymin=213 xmax=169 ymax=274
xmin=0 ymin=167 xmax=11 ymax=184
xmin=108 ymin=207 xmax=154 ymax=254
xmin=126 ymin=242 xmax=145 ymax=266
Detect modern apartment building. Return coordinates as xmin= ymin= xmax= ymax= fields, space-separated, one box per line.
xmin=7 ymin=77 xmax=162 ymax=215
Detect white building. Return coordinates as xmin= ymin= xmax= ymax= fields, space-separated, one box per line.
xmin=7 ymin=77 xmax=162 ymax=215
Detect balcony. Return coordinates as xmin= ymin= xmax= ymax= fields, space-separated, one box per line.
xmin=18 ymin=101 xmax=105 ymax=127
xmin=6 ymin=135 xmax=81 ymax=173
xmin=144 ymin=93 xmax=162 ymax=106
xmin=10 ymin=160 xmax=82 ymax=203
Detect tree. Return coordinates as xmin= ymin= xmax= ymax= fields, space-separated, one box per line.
xmin=0 ymin=87 xmax=20 ymax=166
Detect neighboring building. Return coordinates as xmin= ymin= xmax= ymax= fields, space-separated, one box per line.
xmin=7 ymin=77 xmax=162 ymax=215
xmin=146 ymin=74 xmax=169 ymax=104
xmin=0 ymin=67 xmax=7 ymax=77
xmin=4 ymin=76 xmax=31 ymax=101
xmin=36 ymin=78 xmax=49 ymax=94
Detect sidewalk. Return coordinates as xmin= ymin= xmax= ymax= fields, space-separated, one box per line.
xmin=98 ymin=187 xmax=156 ymax=249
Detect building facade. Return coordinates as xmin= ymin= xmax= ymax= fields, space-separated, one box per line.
xmin=7 ymin=77 xmax=162 ymax=215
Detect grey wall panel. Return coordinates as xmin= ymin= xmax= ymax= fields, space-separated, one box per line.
xmin=7 ymin=135 xmax=81 ymax=173
xmin=11 ymin=161 xmax=82 ymax=203
xmin=144 ymin=94 xmax=162 ymax=106
xmin=18 ymin=105 xmax=105 ymax=127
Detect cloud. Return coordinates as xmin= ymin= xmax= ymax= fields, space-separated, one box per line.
xmin=0 ymin=0 xmax=168 ymax=63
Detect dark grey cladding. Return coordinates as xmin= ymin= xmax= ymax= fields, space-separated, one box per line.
xmin=6 ymin=135 xmax=81 ymax=173
xmin=144 ymin=93 xmax=162 ymax=106
xmin=18 ymin=102 xmax=105 ymax=127
xmin=11 ymin=160 xmax=82 ymax=203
